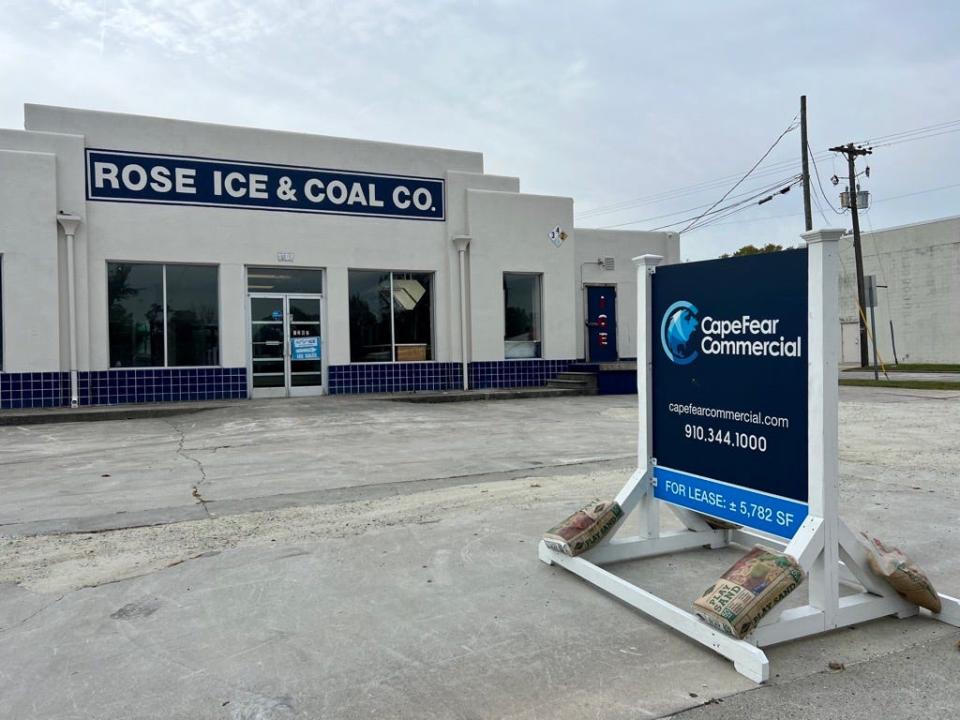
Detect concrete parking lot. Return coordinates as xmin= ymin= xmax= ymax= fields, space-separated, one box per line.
xmin=1 ymin=389 xmax=959 ymax=719
xmin=1 ymin=394 xmax=638 ymax=535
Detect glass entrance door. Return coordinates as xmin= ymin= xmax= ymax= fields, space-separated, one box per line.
xmin=249 ymin=294 xmax=324 ymax=398
xmin=287 ymin=296 xmax=323 ymax=396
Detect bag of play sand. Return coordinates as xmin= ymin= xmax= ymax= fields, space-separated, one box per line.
xmin=543 ymin=500 xmax=622 ymax=556
xmin=693 ymin=545 xmax=804 ymax=638
xmin=696 ymin=513 xmax=741 ymax=530
xmin=859 ymin=533 xmax=941 ymax=613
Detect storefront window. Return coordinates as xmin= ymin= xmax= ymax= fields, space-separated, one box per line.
xmin=504 ymin=273 xmax=542 ymax=359
xmin=108 ymin=263 xmax=164 ymax=367
xmin=349 ymin=270 xmax=433 ymax=362
xmin=392 ymin=273 xmax=433 ymax=361
xmin=108 ymin=262 xmax=219 ymax=367
xmin=166 ymin=265 xmax=220 ymax=366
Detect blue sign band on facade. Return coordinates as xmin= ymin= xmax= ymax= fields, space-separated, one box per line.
xmin=85 ymin=149 xmax=445 ymax=221
xmin=653 ymin=465 xmax=807 ymax=539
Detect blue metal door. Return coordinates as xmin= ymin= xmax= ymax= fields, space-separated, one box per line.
xmin=586 ymin=286 xmax=617 ymax=362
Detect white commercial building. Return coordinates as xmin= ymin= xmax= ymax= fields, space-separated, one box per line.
xmin=839 ymin=214 xmax=960 ymax=365
xmin=0 ymin=105 xmax=677 ymax=409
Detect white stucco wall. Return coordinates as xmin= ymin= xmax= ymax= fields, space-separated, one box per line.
xmin=0 ymin=129 xmax=87 ymax=369
xmin=0 ymin=103 xmax=680 ymax=386
xmin=466 ymin=189 xmax=576 ymax=361
xmin=574 ymin=228 xmax=680 ymax=360
xmin=21 ymin=105 xmax=487 ymax=370
xmin=0 ymin=149 xmax=61 ymax=372
xmin=24 ymin=104 xmax=484 ymax=179
xmin=445 ymin=170 xmax=520 ymax=364
xmin=839 ymin=215 xmax=960 ymax=364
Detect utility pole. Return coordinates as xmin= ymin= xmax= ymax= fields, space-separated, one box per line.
xmin=829 ymin=142 xmax=872 ymax=367
xmin=800 ymin=96 xmax=813 ymax=231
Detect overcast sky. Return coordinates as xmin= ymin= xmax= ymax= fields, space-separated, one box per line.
xmin=3 ymin=1 xmax=959 ymax=260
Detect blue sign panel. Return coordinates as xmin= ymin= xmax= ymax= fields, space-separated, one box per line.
xmin=651 ymin=250 xmax=808 ymax=537
xmin=85 ymin=149 xmax=445 ymax=221
xmin=653 ymin=466 xmax=807 ymax=538
xmin=291 ymin=336 xmax=321 ymax=361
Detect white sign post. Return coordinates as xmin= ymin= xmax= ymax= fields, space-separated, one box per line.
xmin=539 ymin=228 xmax=960 ymax=682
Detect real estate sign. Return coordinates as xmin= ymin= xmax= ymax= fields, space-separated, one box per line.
xmin=651 ymin=250 xmax=809 ymax=537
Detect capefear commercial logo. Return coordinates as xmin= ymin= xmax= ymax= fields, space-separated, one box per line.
xmin=661 ymin=301 xmax=700 ymax=365
xmin=659 ymin=300 xmax=802 ymax=366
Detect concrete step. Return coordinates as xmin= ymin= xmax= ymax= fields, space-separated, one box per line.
xmin=545 ymin=375 xmax=598 ymax=395
xmin=546 ymin=378 xmax=591 ymax=389
xmin=0 ymin=401 xmax=239 ymax=426
xmin=554 ymin=371 xmax=598 ymax=386
xmin=570 ymin=362 xmax=638 ymax=373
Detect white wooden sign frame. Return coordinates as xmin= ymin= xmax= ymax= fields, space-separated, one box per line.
xmin=538 ymin=228 xmax=960 ymax=682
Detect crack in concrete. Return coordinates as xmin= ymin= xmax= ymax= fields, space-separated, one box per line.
xmin=164 ymin=419 xmax=211 ymax=518
xmin=0 ymin=595 xmax=63 ymax=633
xmin=0 ymin=456 xmax=637 ymax=538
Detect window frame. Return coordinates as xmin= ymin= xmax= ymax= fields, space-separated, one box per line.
xmin=245 ymin=266 xmax=325 ymax=295
xmin=347 ymin=268 xmax=436 ymax=364
xmin=106 ymin=260 xmax=221 ymax=369
xmin=503 ymin=271 xmax=544 ymax=360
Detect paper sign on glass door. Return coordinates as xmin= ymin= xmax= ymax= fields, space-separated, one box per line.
xmin=291 ymin=337 xmax=321 ymax=360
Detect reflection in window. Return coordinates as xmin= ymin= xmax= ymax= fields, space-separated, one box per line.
xmin=349 ymin=270 xmax=433 ymax=362
xmin=393 ymin=273 xmax=432 ymax=361
xmin=166 ymin=265 xmax=219 ymax=366
xmin=349 ymin=270 xmax=392 ymax=362
xmin=108 ymin=263 xmax=164 ymax=367
xmin=504 ymin=273 xmax=542 ymax=359
xmin=108 ymin=262 xmax=219 ymax=367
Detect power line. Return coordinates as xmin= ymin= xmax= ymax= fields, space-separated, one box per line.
xmin=634 ymin=176 xmax=801 ymax=234
xmin=646 ymin=178 xmax=801 ymax=232
xmin=686 ymin=180 xmax=801 ymax=232
xmin=870 ymin=125 xmax=960 ymax=149
xmin=870 ymin=181 xmax=960 ymax=203
xmin=695 ymin=209 xmax=806 ymax=229
xmin=598 ymin=174 xmax=800 ymax=229
xmin=810 ymin=177 xmax=831 ymax=225
xmin=684 ymin=179 xmax=802 ymax=234
xmin=576 ymin=153 xmax=821 ymax=219
xmin=686 ymin=201 xmax=778 ymax=233
xmin=858 ymin=118 xmax=960 ymax=147
xmin=686 ymin=180 xmax=960 ymax=229
xmin=576 ymin=115 xmax=960 ymax=220
xmin=678 ymin=117 xmax=799 ymax=234
xmin=576 ymin=151 xmax=832 ymax=219
xmin=808 ymin=141 xmax=844 ymax=214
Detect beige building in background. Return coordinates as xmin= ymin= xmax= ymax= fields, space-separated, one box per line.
xmin=839 ymin=214 xmax=960 ymax=365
